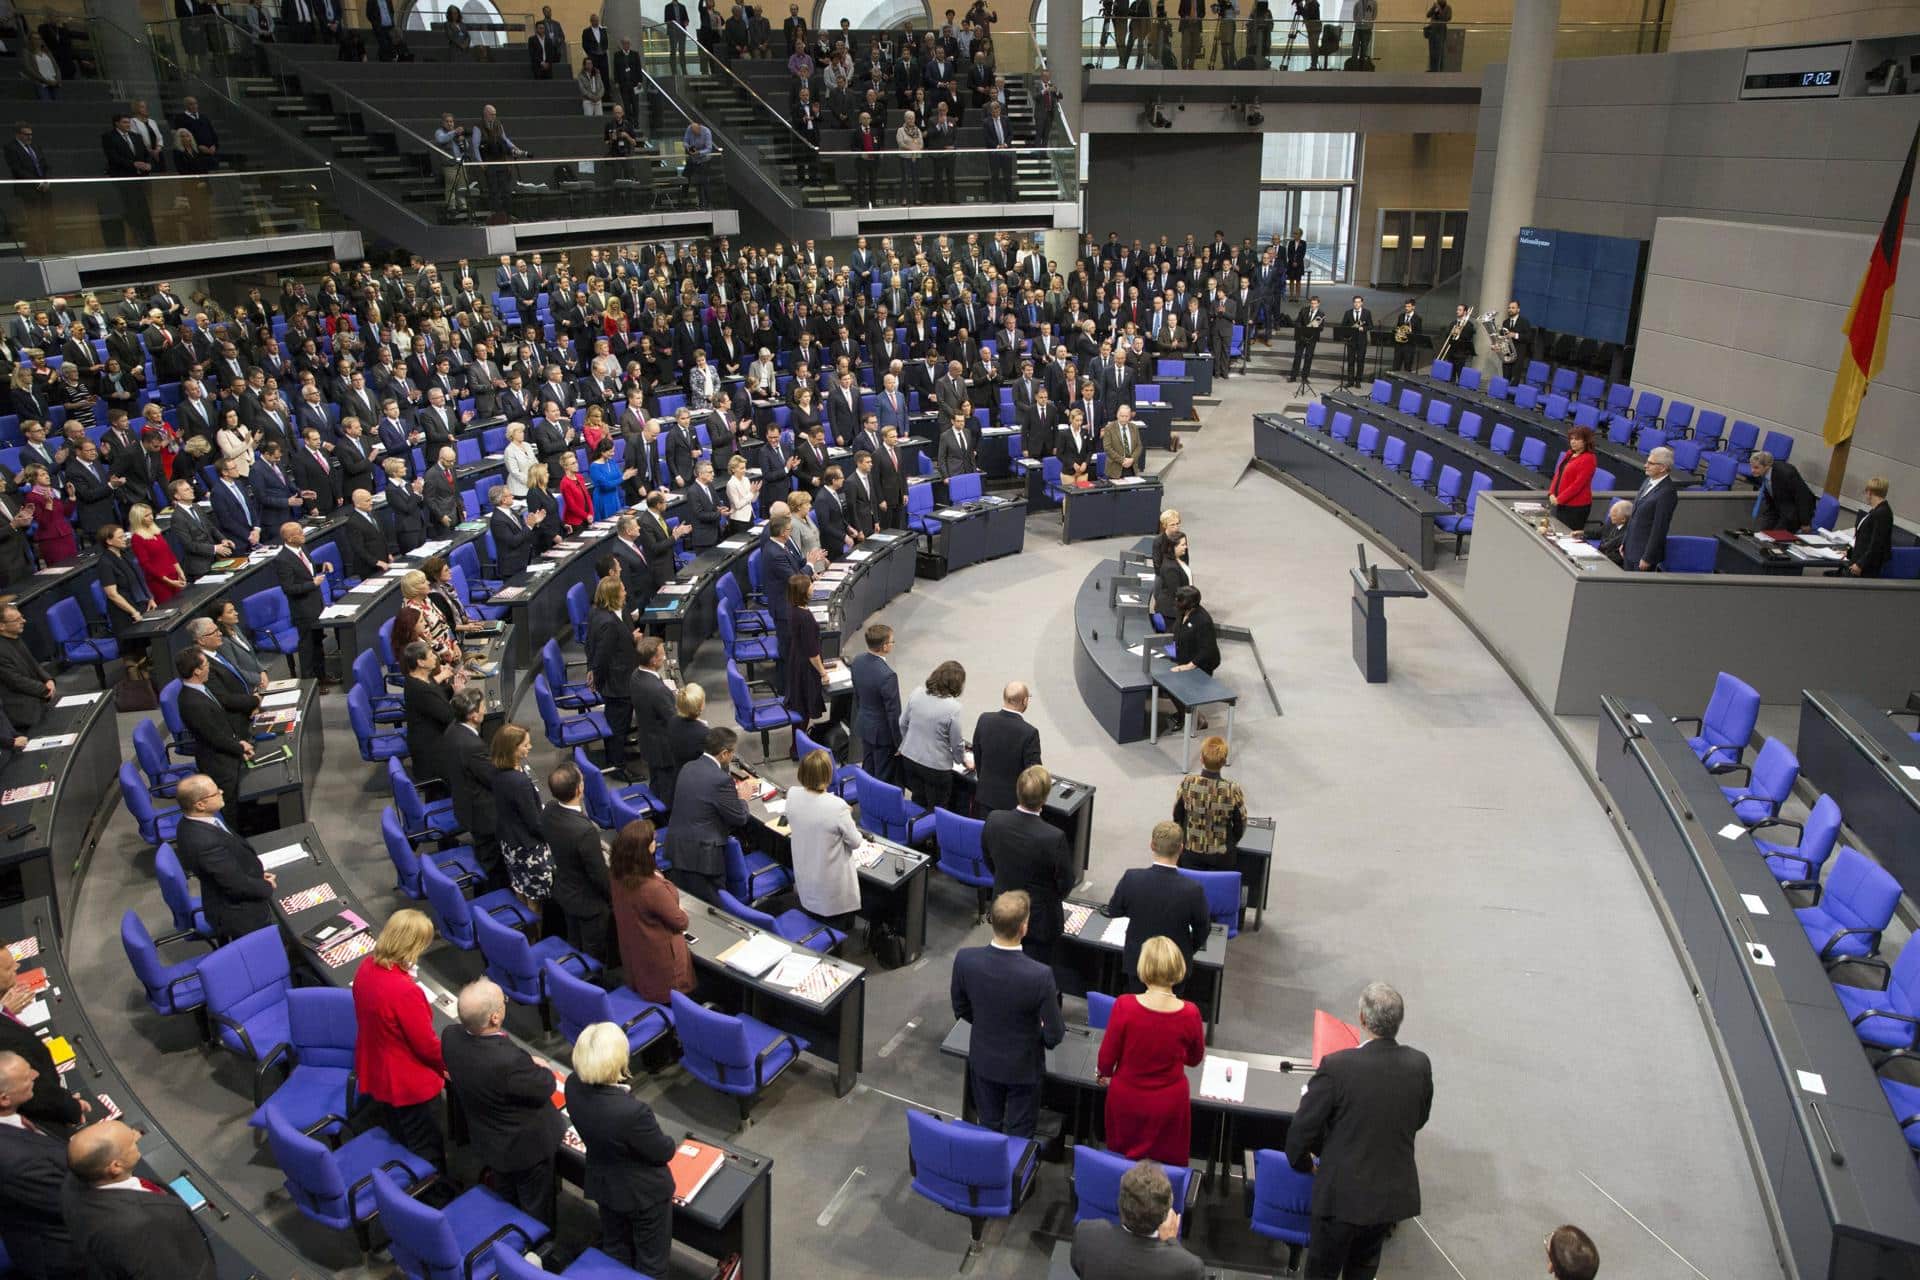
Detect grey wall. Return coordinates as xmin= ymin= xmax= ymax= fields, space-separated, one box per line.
xmin=1461 ymin=44 xmax=1920 ymax=308
xmin=1635 ymin=215 xmax=1920 ymax=499
xmin=1085 ymin=134 xmax=1262 ymax=242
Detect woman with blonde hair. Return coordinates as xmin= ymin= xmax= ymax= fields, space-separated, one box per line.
xmin=1096 ymin=934 xmax=1205 ymax=1165
xmin=128 ymin=502 xmax=186 ymax=603
xmin=502 ymin=421 xmax=534 ymax=497
xmin=352 ymin=909 xmax=446 ymax=1161
xmin=392 ymin=568 xmax=460 ymax=668
xmin=525 ymin=459 xmax=562 ymax=553
xmin=564 ymin=1017 xmax=677 ymax=1276
xmin=724 ymin=452 xmax=758 ymax=531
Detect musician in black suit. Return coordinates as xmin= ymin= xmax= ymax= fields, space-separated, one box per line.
xmin=487 ymin=484 xmax=536 ymax=577
xmin=971 ymin=683 xmax=1041 ymax=815
xmin=441 ymin=978 xmax=567 ymax=1221
xmin=63 ymin=1119 xmax=218 ymax=1280
xmin=1105 ymin=821 xmax=1211 ymax=991
xmin=629 ymin=637 xmax=680 ymax=805
xmin=0 ymin=1051 xmax=84 ymax=1280
xmin=1838 ymin=476 xmax=1894 ymax=577
xmin=342 ymin=487 xmax=391 ymax=578
xmin=1291 ymin=296 xmax=1325 ymax=382
xmin=441 ymin=688 xmax=501 ymax=885
xmin=1285 ymin=982 xmax=1433 ymax=1278
xmin=949 ymin=890 xmax=1066 ymax=1136
xmin=662 ymin=725 xmax=754 ymax=904
xmin=981 ymin=766 xmax=1074 ymax=968
xmin=273 ymin=522 xmax=331 ymax=687
xmin=544 ymin=762 xmax=612 ymax=958
xmin=1748 ymin=450 xmax=1815 ymax=532
xmin=1622 ymin=448 xmax=1679 ymax=572
xmin=564 ymin=1025 xmax=678 ymax=1278
xmin=1068 ymin=1160 xmax=1204 ymax=1279
xmin=174 ymin=650 xmax=253 ymax=817
xmin=172 ymin=774 xmax=274 ymax=942
xmin=1389 ymin=299 xmax=1422 ymax=372
xmin=1498 ymin=300 xmax=1531 ymax=382
xmin=400 ymin=641 xmax=456 ymax=782
xmin=1340 ymin=295 xmax=1372 ymax=388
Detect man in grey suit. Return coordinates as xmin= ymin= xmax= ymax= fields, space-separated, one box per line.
xmin=1069 ymin=1160 xmax=1203 ymax=1279
xmin=662 ymin=725 xmax=755 ymax=905
xmin=1622 ymin=446 xmax=1679 ymax=572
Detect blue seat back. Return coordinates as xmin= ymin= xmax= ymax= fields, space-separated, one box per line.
xmin=387 ymin=757 xmax=430 ymax=829
xmin=351 ymin=648 xmax=386 ymax=697
xmin=1696 ymin=672 xmax=1760 ymax=763
xmin=1631 ymin=390 xmax=1662 ymax=422
xmin=1303 ymin=403 xmax=1327 ymax=430
xmin=1329 ymin=411 xmax=1353 ymax=444
xmin=1883 ymin=547 xmax=1920 ymax=580
xmin=263 ymin=1102 xmax=352 ymax=1227
xmin=1661 ymin=535 xmax=1717 ymax=573
xmin=1380 ymin=437 xmax=1407 ymax=472
xmin=1395 ymin=389 xmax=1421 ymax=416
xmin=932 ymin=807 xmax=991 ymax=885
xmin=160 ymin=678 xmax=188 ymax=740
xmin=1692 ymin=409 xmax=1725 ymax=447
xmin=1073 ymin=1145 xmax=1194 ymax=1228
xmin=1435 ymin=466 xmax=1462 ymax=506
xmin=1761 ymin=430 xmax=1793 ymax=462
xmin=1726 ymin=419 xmax=1758 ymax=457
xmin=1702 ymin=452 xmax=1737 ymax=490
xmin=1456 ymin=410 xmax=1482 ymax=443
xmin=474 ymin=906 xmax=541 ymax=1002
xmin=154 ymin=843 xmax=205 ymax=935
xmin=906 ymin=1109 xmax=1019 ymax=1219
xmin=671 ymin=989 xmax=753 ymax=1088
xmin=119 ymin=909 xmax=187 ymax=1009
xmin=1425 ymin=401 xmax=1452 ymax=431
xmin=1514 ymin=385 xmax=1539 ymax=411
xmin=1354 ymin=423 xmax=1379 ymax=458
xmin=347 ymin=684 xmax=380 ymax=746
xmin=1543 ymin=393 xmax=1569 ymax=421
xmin=369 ymin=1169 xmax=462 ymax=1280
xmin=1487 ymin=424 xmax=1513 ymax=456
xmin=1822 ymin=847 xmax=1901 ymax=936
xmin=382 ymin=806 xmax=425 ymax=897
xmin=1179 ymin=868 xmax=1241 ymax=935
xmin=1550 ymin=367 xmax=1576 ymax=397
xmin=565 ymin=581 xmax=591 ymax=645
xmin=287 ymin=987 xmax=357 ymax=1070
xmin=1591 ymin=468 xmax=1616 ymax=493
xmin=118 ymin=761 xmax=165 ymax=841
xmin=422 ymin=860 xmax=477 ymax=948
xmin=1250 ymin=1149 xmax=1313 ymax=1246
xmin=1369 ymin=379 xmax=1391 ymax=404
xmin=1636 ymin=428 xmax=1667 ymax=457
xmin=1812 ymin=494 xmax=1839 ymax=531
xmin=1458 ymin=367 xmax=1483 ymax=391
xmin=545 ymin=958 xmax=609 ymax=1044
xmin=1409 ymin=451 xmax=1433 ymax=488
xmin=1429 ymin=359 xmax=1454 ymax=382
xmin=132 ymin=718 xmax=176 ymax=787
xmin=1086 ymin=991 xmax=1115 ymax=1028
xmin=199 ymin=927 xmax=292 ymax=1057
xmin=1518 ymin=438 xmax=1547 ymax=471
xmin=1748 ymin=737 xmax=1799 ymax=807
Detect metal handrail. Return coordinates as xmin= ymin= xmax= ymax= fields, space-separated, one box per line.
xmin=667 ymin=20 xmax=826 ymax=157
xmin=0 ymin=166 xmax=334 ymax=186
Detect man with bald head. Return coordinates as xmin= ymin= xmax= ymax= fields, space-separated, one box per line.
xmin=172 ymin=774 xmax=274 ymax=941
xmin=62 ymin=1119 xmax=217 ymax=1280
xmin=971 ymin=680 xmax=1043 ymax=815
xmin=0 ymin=944 xmax=88 ymax=1130
xmin=0 ymin=1050 xmax=84 ymax=1280
xmin=272 ymin=518 xmax=332 ymax=689
xmin=439 ymin=978 xmax=566 ymax=1221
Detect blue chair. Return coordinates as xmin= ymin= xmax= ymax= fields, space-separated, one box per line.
xmin=1794 ymin=847 xmax=1901 ymax=963
xmin=1086 ymin=991 xmax=1114 ymax=1029
xmin=348 ymin=685 xmax=409 ymax=763
xmin=1718 ymin=737 xmax=1799 ymax=825
xmin=1380 ymin=437 xmax=1407 ymax=473
xmin=490 ymin=1243 xmax=653 ymax=1280
xmin=719 ymin=888 xmax=843 ymax=953
xmin=1073 ymin=1145 xmax=1196 ymax=1236
xmin=1455 ymin=411 xmax=1482 ymax=443
xmin=119 ymin=909 xmax=204 ymax=1019
xmin=1543 ymin=393 xmax=1570 ymax=422
xmin=534 ymin=673 xmax=613 ymax=749
xmin=1875 ymin=1065 xmax=1920 ymax=1157
xmin=794 ymin=727 xmax=857 ymax=797
xmin=1394 ymin=389 xmax=1420 ymax=417
xmin=241 ymin=588 xmax=299 ymax=665
xmin=851 ymin=766 xmax=933 ymax=845
xmin=905 ymin=1109 xmax=1039 ymax=1252
xmin=716 ymin=571 xmax=774 ymax=634
xmin=1354 ymin=423 xmax=1379 ymax=459
xmin=1517 ymin=438 xmax=1547 ymax=472
xmin=1408 ymin=451 xmax=1434 ymax=490
xmin=544 ymin=959 xmax=673 ymax=1054
xmin=1701 ymin=451 xmax=1738 ymax=491
xmin=198 ymin=926 xmax=294 ymax=1104
xmin=932 ymin=808 xmax=992 ymax=903
xmin=1178 ymin=868 xmax=1242 ymax=938
xmin=1812 ymin=494 xmax=1840 ymax=532
xmin=352 ymin=649 xmax=405 ymax=723
xmin=1429 ymin=359 xmax=1454 ymax=382
xmin=1605 ymin=413 xmax=1635 ymax=447
xmin=1675 ymin=671 xmax=1760 ymax=771
xmin=1514 ymin=385 xmax=1539 ymax=411
xmin=1550 ymin=368 xmax=1576 ymax=399
xmin=1435 ymin=472 xmax=1492 ymax=556
xmin=388 ymin=756 xmax=462 ymax=840
xmin=906 ymin=481 xmax=939 ymax=536
xmin=566 ymin=581 xmax=592 ymax=646
xmin=1329 ymin=412 xmax=1353 ymax=444
xmin=670 ymin=989 xmax=807 ymax=1123
xmin=1369 ymin=379 xmax=1392 ymax=404
xmin=132 ymin=718 xmax=194 ymax=797
xmin=1488 ymin=375 xmax=1510 ymax=400
xmin=1247 ymin=1148 xmax=1313 ymax=1272
xmin=573 ymin=749 xmax=662 ymax=828
xmin=541 ymin=638 xmax=599 ymax=711
xmin=252 ymin=987 xmax=357 ymax=1138
xmin=1486 ymin=424 xmax=1514 ymax=456
xmin=368 ymin=1168 xmax=551 ymax=1280
xmin=1749 ymin=793 xmax=1842 ymax=886
xmin=1591 ymin=468 xmax=1616 ymax=494
xmin=947 ymin=472 xmax=983 ymax=503
xmin=1660 ymin=535 xmax=1717 ymax=574
xmin=719 ymin=596 xmax=779 ymax=666
xmin=154 ymin=843 xmax=213 ymax=943
xmin=421 ymin=859 xmax=537 ymax=951
xmin=1303 ymin=402 xmax=1327 ymax=430
xmin=159 ymin=677 xmax=193 ymax=752
xmin=382 ymin=805 xmax=485 ymax=900
xmin=1883 ymin=547 xmax=1920 ymax=580
xmin=1831 ymin=941 xmax=1920 ymax=1053
xmin=1457 ymin=367 xmax=1483 ymax=391
xmin=47 ymin=596 xmax=116 ymax=684
xmin=723 ymin=835 xmax=793 ymax=904
xmin=1669 ymin=439 xmax=1702 ymax=475
xmin=120 ymin=760 xmax=182 ymax=845
xmin=1635 ymin=427 xmax=1667 ymax=458
xmin=1761 ymin=429 xmax=1794 ymax=462
xmin=263 ymin=1103 xmax=437 ymax=1253
xmin=473 ymin=905 xmax=598 ymax=1020
xmin=724 ymin=660 xmax=798 ymax=762
xmin=1726 ymin=418 xmax=1759 ymax=467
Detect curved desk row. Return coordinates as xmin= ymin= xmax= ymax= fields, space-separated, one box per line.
xmin=0 ymin=896 xmax=329 ymax=1280
xmin=1796 ymin=690 xmax=1920 ymax=898
xmin=1073 ymin=549 xmax=1161 ymax=745
xmin=805 ymin=527 xmax=919 ymax=660
xmin=1252 ymin=414 xmax=1451 ymax=569
xmin=1381 ymin=371 xmax=1651 ymax=491
xmin=0 ymin=687 xmax=121 ymax=934
xmin=258 ymin=822 xmax=778 ymax=1280
xmin=1596 ymin=697 xmax=1920 ymax=1280
xmin=1322 ymin=389 xmax=1545 ymax=494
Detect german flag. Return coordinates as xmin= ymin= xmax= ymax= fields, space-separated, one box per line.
xmin=1822 ymin=121 xmax=1919 ymax=447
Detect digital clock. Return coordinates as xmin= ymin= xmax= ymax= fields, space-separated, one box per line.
xmin=1742 ymin=69 xmax=1841 ymax=90
xmin=1741 ymin=42 xmax=1850 ymax=98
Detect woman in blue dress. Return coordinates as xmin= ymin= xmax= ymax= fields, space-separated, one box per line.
xmin=587 ymin=437 xmax=629 ymax=520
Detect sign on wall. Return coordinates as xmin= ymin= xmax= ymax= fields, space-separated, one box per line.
xmin=1740 ymin=42 xmax=1851 ymax=100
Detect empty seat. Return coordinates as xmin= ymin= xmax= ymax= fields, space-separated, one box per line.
xmin=1751 ymin=793 xmax=1842 ymax=886
xmin=1354 ymin=423 xmax=1380 ymax=458
xmin=1718 ymin=737 xmax=1799 ymax=825
xmin=1380 ymin=437 xmax=1407 ymax=473
xmin=1457 ymin=411 xmax=1483 ymax=443
xmin=1829 ymin=940 xmax=1920 ymax=1052
xmin=1330 ymin=411 xmax=1354 ymax=443
xmin=1692 ymin=410 xmax=1726 ymax=450
xmin=1794 ymin=847 xmax=1900 ymax=962
xmin=1424 ymin=401 xmax=1452 ymax=431
xmin=1676 ymin=672 xmax=1760 ymax=770
xmin=1487 ymin=424 xmax=1515 ymax=457
xmin=1660 ymin=535 xmax=1717 ymax=573
xmin=1457 ymin=367 xmax=1483 ymax=391
xmin=1518 ymin=438 xmax=1547 ymax=472
xmin=1395 ymin=389 xmax=1421 ymax=416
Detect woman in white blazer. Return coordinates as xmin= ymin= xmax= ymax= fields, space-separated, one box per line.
xmin=786 ymin=749 xmax=864 ymax=929
xmin=502 ymin=420 xmax=535 ymax=497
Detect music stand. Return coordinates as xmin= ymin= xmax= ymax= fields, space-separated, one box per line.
xmin=1332 ymin=322 xmax=1366 ymax=390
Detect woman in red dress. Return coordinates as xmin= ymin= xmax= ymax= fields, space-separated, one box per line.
xmin=129 ymin=503 xmax=187 ymax=604
xmin=558 ymin=450 xmax=592 ymax=532
xmin=1097 ymin=935 xmax=1206 ymax=1165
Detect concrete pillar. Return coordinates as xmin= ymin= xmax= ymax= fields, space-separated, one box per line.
xmin=1046 ymin=0 xmax=1084 ymax=139
xmin=1474 ymin=0 xmax=1557 ymax=367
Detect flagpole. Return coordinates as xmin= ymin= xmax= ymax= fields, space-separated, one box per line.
xmin=1824 ymin=438 xmax=1852 ymax=498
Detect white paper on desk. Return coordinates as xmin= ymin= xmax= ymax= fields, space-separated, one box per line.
xmin=935 ymin=507 xmax=968 ymax=518
xmin=1796 ymin=1070 xmax=1827 ymax=1096
xmin=22 ymin=734 xmax=75 ymax=751
xmin=1199 ymin=1055 xmax=1248 ymax=1103
xmin=265 ymin=679 xmax=300 ymax=692
xmin=847 ymin=549 xmax=874 ymax=561
xmin=762 ymin=797 xmax=786 ymax=816
xmin=721 ymin=932 xmax=791 ymax=978
xmin=257 ymin=844 xmax=308 ymax=870
xmin=260 ymin=690 xmax=302 ymax=709
xmin=17 ymin=998 xmax=49 ymax=1028
xmin=347 ymin=582 xmax=386 ymax=595
xmin=526 ymin=562 xmax=558 ymax=574
xmin=1100 ymin=916 xmax=1129 ymax=945
xmin=1631 ymin=713 xmax=1652 ymax=724
xmin=765 ymin=953 xmax=821 ymax=989
xmin=1560 ymin=541 xmax=1602 ymax=559
xmin=54 ymin=693 xmax=102 ymax=709
xmin=1901 ymin=765 xmax=1920 ymax=782
xmin=196 ymin=573 xmax=233 ymax=585
xmin=319 ymin=604 xmax=358 ymax=620
xmin=1112 ymin=476 xmax=1147 ymax=486
xmin=1717 ymin=822 xmax=1747 ymax=840
xmin=34 ymin=566 xmax=67 ymax=576
xmin=719 ymin=538 xmax=750 ymax=550
xmin=415 ymin=541 xmax=452 ymax=557
xmin=1739 ymin=892 xmax=1769 ymax=916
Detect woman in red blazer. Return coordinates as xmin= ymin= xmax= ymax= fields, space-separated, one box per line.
xmin=1548 ymin=424 xmax=1598 ymax=531
xmin=351 ymin=909 xmax=446 ymax=1162
xmin=558 ymin=450 xmax=593 ymax=532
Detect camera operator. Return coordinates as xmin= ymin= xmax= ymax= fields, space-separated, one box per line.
xmin=1209 ymin=0 xmax=1236 ymax=67
xmin=433 ymin=111 xmax=470 ymax=217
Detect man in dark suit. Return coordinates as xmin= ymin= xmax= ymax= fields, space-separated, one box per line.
xmin=972 ymin=682 xmax=1041 ymax=815
xmin=544 ymin=763 xmax=612 ymax=959
xmin=949 ymin=890 xmax=1066 ymax=1137
xmin=174 ymin=650 xmax=253 ymax=817
xmin=441 ymin=688 xmax=501 ymax=886
xmin=1622 ymin=447 xmax=1679 ymax=573
xmin=682 ymin=461 xmax=728 ymax=548
xmin=628 ymin=637 xmax=680 ymax=805
xmin=63 ymin=1119 xmax=218 ymax=1280
xmin=1340 ymin=295 xmax=1371 ymax=388
xmin=385 ymin=463 xmax=429 ymax=552
xmin=845 ymin=451 xmax=882 ymax=537
xmin=1105 ymin=821 xmax=1211 ymax=991
xmin=441 ymin=978 xmax=567 ymax=1221
xmin=1838 ymin=476 xmax=1895 ymax=577
xmin=982 ymin=766 xmax=1073 ymax=966
xmin=1497 ymin=299 xmax=1532 ymax=383
xmin=849 ymin=623 xmax=901 ymax=783
xmin=342 ymin=487 xmax=391 ymax=579
xmin=0 ymin=950 xmax=88 ymax=1130
xmin=874 ymin=425 xmax=909 ymax=529
xmin=815 ymin=469 xmax=852 ymax=559
xmin=0 ymin=1050 xmax=84 ymax=1280
xmin=166 ymin=481 xmax=229 ymax=578
xmin=190 ymin=618 xmax=259 ymax=740
xmin=935 ymin=410 xmax=977 ymax=478
xmin=273 ymin=522 xmax=331 ymax=687
xmin=1100 ymin=404 xmax=1146 ymax=479
xmin=1285 ymin=982 xmax=1433 ymax=1279
xmin=172 ymin=774 xmax=274 ymax=942
xmin=423 ymin=446 xmax=461 ymax=532
xmin=487 ymin=485 xmax=536 ymax=578
xmin=1068 ymin=1160 xmax=1204 ymax=1279
xmin=662 ymin=725 xmax=754 ymax=905
xmin=0 ymin=605 xmax=53 ymax=733
xmin=400 ymin=641 xmax=456 ymax=783
xmin=1748 ymin=450 xmax=1815 ymax=532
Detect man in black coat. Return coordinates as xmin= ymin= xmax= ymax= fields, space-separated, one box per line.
xmin=273 ymin=521 xmax=332 ymax=688
xmin=1622 ymin=448 xmax=1680 ymax=573
xmin=172 ymin=774 xmax=275 ymax=942
xmin=166 ymin=481 xmax=229 ymax=578
xmin=1285 ymin=982 xmax=1433 ymax=1279
xmin=873 ymin=424 xmax=910 ymax=529
xmin=1068 ymin=1160 xmax=1204 ymax=1279
xmin=1748 ymin=450 xmax=1815 ymax=532
xmin=1104 ymin=821 xmax=1212 ymax=992
xmin=662 ymin=725 xmax=753 ymax=904
xmin=0 ymin=1050 xmax=84 ymax=1280
xmin=385 ymin=463 xmax=430 ymax=552
xmin=564 ymin=1045 xmax=677 ymax=1277
xmin=190 ymin=619 xmax=258 ymax=740
xmin=400 ymin=642 xmax=457 ymax=785
xmin=971 ymin=682 xmax=1041 ymax=815
xmin=487 ymin=484 xmax=537 ymax=578
xmin=628 ymin=637 xmax=680 ymax=809
xmin=0 ymin=605 xmax=53 ymax=732
xmin=423 ymin=446 xmax=462 ymax=532
xmin=174 ymin=650 xmax=253 ymax=819
xmin=441 ymin=687 xmax=501 ymax=885
xmin=586 ymin=575 xmax=639 ymax=770
xmin=342 ymin=487 xmax=391 ymax=579
xmin=544 ymin=762 xmax=612 ymax=958
xmin=682 ymin=460 xmax=727 ymax=548
xmin=0 ymin=950 xmax=89 ymax=1130
xmin=814 ymin=468 xmax=851 ymax=559
xmin=981 ymin=765 xmax=1074 ymax=968
xmin=441 ymin=978 xmax=566 ymax=1221
xmin=63 ymin=1119 xmax=218 ymax=1280
xmin=949 ymin=890 xmax=1065 ymax=1136
xmin=849 ymin=623 xmax=901 ymax=783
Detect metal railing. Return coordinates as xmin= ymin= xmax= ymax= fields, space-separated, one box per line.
xmin=439 ymin=150 xmax=720 ymax=223
xmin=0 ymin=168 xmax=343 ymax=259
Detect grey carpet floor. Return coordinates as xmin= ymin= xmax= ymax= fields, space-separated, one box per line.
xmin=55 ymin=348 xmax=1784 ymax=1279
